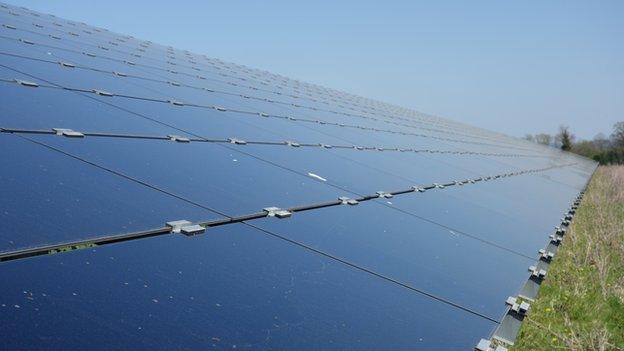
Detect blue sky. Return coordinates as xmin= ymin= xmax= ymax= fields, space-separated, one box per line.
xmin=8 ymin=0 xmax=623 ymax=139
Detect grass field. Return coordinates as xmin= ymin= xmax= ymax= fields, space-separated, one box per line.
xmin=512 ymin=166 xmax=624 ymax=351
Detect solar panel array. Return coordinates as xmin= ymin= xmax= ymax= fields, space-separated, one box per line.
xmin=0 ymin=2 xmax=597 ymax=350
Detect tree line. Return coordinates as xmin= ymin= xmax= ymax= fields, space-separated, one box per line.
xmin=524 ymin=122 xmax=624 ymax=165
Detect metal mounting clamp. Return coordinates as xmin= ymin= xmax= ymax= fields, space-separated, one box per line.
xmin=285 ymin=141 xmax=300 ymax=147
xmin=228 ymin=138 xmax=247 ymax=145
xmin=338 ymin=196 xmax=359 ymax=205
xmin=263 ymin=207 xmax=293 ymax=219
xmin=179 ymin=224 xmax=206 ymax=236
xmin=528 ymin=265 xmax=547 ymax=279
xmin=92 ymin=89 xmax=113 ymax=97
xmin=376 ymin=191 xmax=393 ymax=199
xmin=14 ymin=79 xmax=38 ymax=87
xmin=52 ymin=128 xmax=84 ymax=138
xmin=505 ymin=296 xmax=530 ymax=315
xmin=550 ymin=234 xmax=563 ymax=244
xmin=168 ymin=135 xmax=190 ymax=143
xmin=475 ymin=339 xmax=508 ymax=351
xmin=59 ymin=61 xmax=75 ymax=68
xmin=165 ymin=220 xmax=205 ymax=236
xmin=168 ymin=100 xmax=184 ymax=106
xmin=539 ymin=249 xmax=555 ymax=261
xmin=411 ymin=186 xmax=426 ymax=193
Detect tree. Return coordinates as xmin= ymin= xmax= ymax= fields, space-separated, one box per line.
xmin=558 ymin=125 xmax=573 ymax=151
xmin=524 ymin=123 xmax=624 ymax=165
xmin=572 ymin=140 xmax=599 ymax=159
xmin=535 ymin=133 xmax=552 ymax=146
xmin=611 ymin=122 xmax=624 ymax=147
xmin=592 ymin=133 xmax=611 ymax=151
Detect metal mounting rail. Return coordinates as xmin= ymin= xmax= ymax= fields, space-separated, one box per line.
xmin=0 ymin=66 xmax=536 ymax=152
xmin=474 ymin=168 xmax=594 ymax=350
xmin=0 ymin=162 xmax=574 ymax=264
xmin=0 ymin=127 xmax=547 ymax=158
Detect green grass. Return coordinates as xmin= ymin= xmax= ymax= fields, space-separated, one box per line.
xmin=512 ymin=166 xmax=624 ymax=351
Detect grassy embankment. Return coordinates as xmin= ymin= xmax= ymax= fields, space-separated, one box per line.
xmin=512 ymin=166 xmax=624 ymax=351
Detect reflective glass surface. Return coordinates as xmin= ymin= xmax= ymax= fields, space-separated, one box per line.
xmin=253 ymin=200 xmax=533 ymax=319
xmin=0 ymin=223 xmax=497 ymax=350
xmin=0 ymin=133 xmax=222 ymax=252
xmin=26 ymin=134 xmax=345 ymax=215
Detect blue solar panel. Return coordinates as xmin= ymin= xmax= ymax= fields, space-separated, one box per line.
xmin=0 ymin=2 xmax=598 ymax=350
xmin=0 ymin=133 xmax=222 ymax=252
xmin=0 ymin=223 xmax=499 ymax=350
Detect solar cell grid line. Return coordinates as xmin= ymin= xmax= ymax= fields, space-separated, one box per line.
xmin=0 ymin=127 xmax=549 ymax=158
xmin=0 ymin=49 xmax=521 ymax=145
xmin=0 ymin=68 xmax=540 ymax=153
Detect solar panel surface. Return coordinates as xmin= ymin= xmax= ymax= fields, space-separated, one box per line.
xmin=0 ymin=2 xmax=597 ymax=350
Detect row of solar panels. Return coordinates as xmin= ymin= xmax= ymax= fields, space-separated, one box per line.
xmin=0 ymin=2 xmax=597 ymax=350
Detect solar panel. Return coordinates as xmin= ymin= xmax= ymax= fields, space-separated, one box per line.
xmin=0 ymin=133 xmax=223 ymax=252
xmin=0 ymin=223 xmax=499 ymax=350
xmin=0 ymin=2 xmax=597 ymax=350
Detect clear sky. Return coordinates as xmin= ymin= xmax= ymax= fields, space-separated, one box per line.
xmin=7 ymin=0 xmax=623 ymax=139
